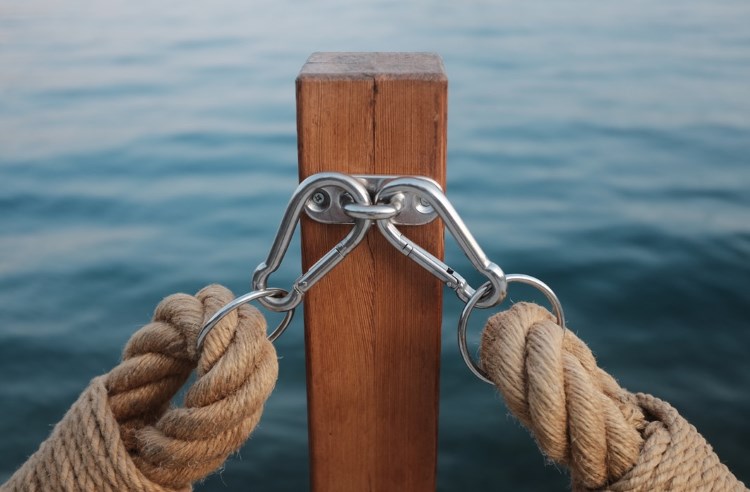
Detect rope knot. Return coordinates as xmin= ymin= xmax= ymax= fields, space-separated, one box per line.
xmin=109 ymin=284 xmax=278 ymax=488
xmin=480 ymin=302 xmax=645 ymax=489
xmin=480 ymin=302 xmax=747 ymax=491
xmin=2 ymin=284 xmax=278 ymax=491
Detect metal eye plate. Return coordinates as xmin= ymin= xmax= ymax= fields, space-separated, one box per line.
xmin=304 ymin=174 xmax=441 ymax=225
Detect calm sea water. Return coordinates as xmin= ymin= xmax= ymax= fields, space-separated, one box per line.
xmin=1 ymin=0 xmax=749 ymax=489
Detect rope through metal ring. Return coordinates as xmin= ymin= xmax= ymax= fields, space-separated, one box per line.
xmin=197 ymin=288 xmax=295 ymax=350
xmin=458 ymin=274 xmax=566 ymax=384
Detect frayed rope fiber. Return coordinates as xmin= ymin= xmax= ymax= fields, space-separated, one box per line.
xmin=2 ymin=284 xmax=278 ymax=492
xmin=480 ymin=302 xmax=747 ymax=491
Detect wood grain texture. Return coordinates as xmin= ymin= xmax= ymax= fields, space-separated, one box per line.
xmin=297 ymin=52 xmax=447 ymax=492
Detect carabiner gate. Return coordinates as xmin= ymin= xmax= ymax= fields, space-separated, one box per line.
xmin=252 ymin=172 xmax=373 ymax=312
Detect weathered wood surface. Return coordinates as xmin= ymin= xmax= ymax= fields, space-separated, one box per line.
xmin=297 ymin=52 xmax=447 ymax=492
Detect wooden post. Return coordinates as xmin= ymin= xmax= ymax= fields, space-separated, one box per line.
xmin=297 ymin=53 xmax=447 ymax=491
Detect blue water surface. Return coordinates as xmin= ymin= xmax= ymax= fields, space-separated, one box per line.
xmin=1 ymin=0 xmax=749 ymax=489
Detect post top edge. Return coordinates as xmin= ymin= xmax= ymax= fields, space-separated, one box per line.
xmin=298 ymin=52 xmax=447 ymax=80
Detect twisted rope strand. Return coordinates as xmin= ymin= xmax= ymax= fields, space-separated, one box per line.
xmin=480 ymin=301 xmax=747 ymax=491
xmin=1 ymin=284 xmax=278 ymax=492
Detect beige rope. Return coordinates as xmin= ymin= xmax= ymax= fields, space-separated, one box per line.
xmin=480 ymin=302 xmax=747 ymax=491
xmin=1 ymin=284 xmax=278 ymax=492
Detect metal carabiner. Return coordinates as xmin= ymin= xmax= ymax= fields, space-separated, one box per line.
xmin=375 ymin=177 xmax=506 ymax=309
xmin=252 ymin=172 xmax=373 ymax=312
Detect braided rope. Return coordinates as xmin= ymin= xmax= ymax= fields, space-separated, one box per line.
xmin=480 ymin=302 xmax=747 ymax=491
xmin=2 ymin=284 xmax=278 ymax=492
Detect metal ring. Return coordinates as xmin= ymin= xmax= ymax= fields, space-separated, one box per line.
xmin=343 ymin=202 xmax=400 ymax=220
xmin=197 ymin=288 xmax=295 ymax=351
xmin=457 ymin=274 xmax=566 ymax=384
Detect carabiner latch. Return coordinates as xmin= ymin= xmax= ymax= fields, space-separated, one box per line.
xmin=375 ymin=177 xmax=506 ymax=309
xmin=252 ymin=172 xmax=373 ymax=312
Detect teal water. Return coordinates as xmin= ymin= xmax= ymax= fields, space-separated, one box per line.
xmin=1 ymin=0 xmax=749 ymax=489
